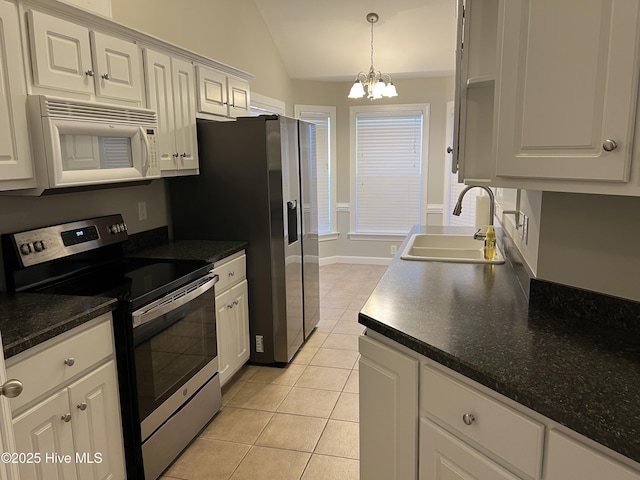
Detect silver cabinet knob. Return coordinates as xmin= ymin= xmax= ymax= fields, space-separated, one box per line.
xmin=61 ymin=413 xmax=72 ymax=422
xmin=462 ymin=413 xmax=475 ymax=425
xmin=180 ymin=152 xmax=188 ymax=158
xmin=0 ymin=379 xmax=23 ymax=398
xmin=102 ymin=73 xmax=110 ymax=80
xmin=603 ymin=139 xmax=618 ymax=152
xmin=172 ymin=153 xmax=179 ymax=158
xmin=77 ymin=402 xmax=87 ymax=411
xmin=64 ymin=358 xmax=75 ymax=367
xmin=228 ymin=271 xmax=235 ymax=277
xmin=447 ymin=146 xmax=453 ymax=154
xmin=85 ymin=70 xmax=94 ymax=77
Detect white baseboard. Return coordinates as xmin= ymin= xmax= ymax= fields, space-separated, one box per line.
xmin=319 ymin=256 xmax=391 ymax=266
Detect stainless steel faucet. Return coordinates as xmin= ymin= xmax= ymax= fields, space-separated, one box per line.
xmin=452 ymin=186 xmax=495 ymax=240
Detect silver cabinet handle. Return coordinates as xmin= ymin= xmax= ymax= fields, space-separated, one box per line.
xmin=180 ymin=152 xmax=189 ymax=158
xmin=85 ymin=70 xmax=94 ymax=77
xmin=227 ymin=303 xmax=234 ymax=309
xmin=102 ymin=73 xmax=110 ymax=80
xmin=172 ymin=153 xmax=179 ymax=158
xmin=61 ymin=413 xmax=72 ymax=422
xmin=64 ymin=358 xmax=75 ymax=367
xmin=0 ymin=379 xmax=23 ymax=398
xmin=603 ymin=139 xmax=618 ymax=152
xmin=447 ymin=146 xmax=453 ymax=154
xmin=228 ymin=271 xmax=235 ymax=277
xmin=77 ymin=402 xmax=87 ymax=411
xmin=462 ymin=413 xmax=475 ymax=426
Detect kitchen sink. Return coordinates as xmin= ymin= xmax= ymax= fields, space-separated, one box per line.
xmin=400 ymin=233 xmax=505 ymax=264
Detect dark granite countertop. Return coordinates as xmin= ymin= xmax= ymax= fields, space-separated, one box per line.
xmin=127 ymin=239 xmax=248 ymax=264
xmin=359 ymin=225 xmax=640 ymax=465
xmin=0 ymin=293 xmax=116 ymax=359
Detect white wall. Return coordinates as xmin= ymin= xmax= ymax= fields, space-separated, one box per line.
xmin=535 ymin=192 xmax=640 ymax=302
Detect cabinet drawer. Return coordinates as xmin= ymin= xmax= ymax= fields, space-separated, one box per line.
xmin=7 ymin=317 xmax=114 ymax=412
xmin=213 ymin=253 xmax=246 ymax=292
xmin=421 ymin=365 xmax=544 ymax=479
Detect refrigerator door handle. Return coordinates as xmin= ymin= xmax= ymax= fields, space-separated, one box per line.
xmin=287 ymin=200 xmax=299 ymax=245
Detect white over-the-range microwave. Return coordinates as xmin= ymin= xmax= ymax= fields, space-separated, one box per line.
xmin=14 ymin=95 xmax=160 ymax=195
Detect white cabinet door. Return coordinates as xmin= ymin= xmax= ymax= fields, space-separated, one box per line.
xmin=227 ymin=77 xmax=251 ymax=118
xmin=90 ymin=31 xmax=142 ymax=103
xmin=546 ymin=430 xmax=640 ymax=480
xmin=420 ymin=418 xmax=522 ymax=480
xmin=228 ymin=280 xmax=250 ymax=368
xmin=495 ymin=0 xmax=640 ymax=182
xmin=144 ymin=48 xmax=198 ymax=174
xmin=28 ymin=10 xmax=94 ymax=95
xmin=0 ymin=0 xmax=34 ymax=189
xmin=215 ymin=287 xmax=234 ymax=386
xmin=196 ymin=65 xmax=228 ymax=117
xmin=0 ymin=333 xmax=19 ymax=480
xmin=13 ymin=390 xmax=77 ymax=480
xmin=68 ymin=361 xmax=125 ymax=480
xmin=359 ymin=334 xmax=419 ymax=480
xmin=171 ymin=57 xmax=198 ymax=171
xmin=144 ymin=48 xmax=176 ymax=171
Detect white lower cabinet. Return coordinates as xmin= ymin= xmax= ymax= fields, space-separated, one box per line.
xmin=545 ymin=430 xmax=640 ymax=480
xmin=213 ymin=252 xmax=250 ymax=386
xmin=359 ymin=332 xmax=418 ymax=480
xmin=358 ymin=331 xmax=640 ymax=480
xmin=6 ymin=314 xmax=125 ymax=480
xmin=420 ymin=418 xmax=520 ymax=480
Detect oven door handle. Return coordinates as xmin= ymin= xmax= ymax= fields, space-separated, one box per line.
xmin=132 ymin=273 xmax=219 ymax=328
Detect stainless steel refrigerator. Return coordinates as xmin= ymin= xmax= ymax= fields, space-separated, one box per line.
xmin=168 ymin=115 xmax=320 ymax=364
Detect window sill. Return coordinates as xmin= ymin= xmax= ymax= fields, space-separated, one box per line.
xmin=348 ymin=232 xmax=408 ymax=242
xmin=319 ymin=232 xmax=340 ymax=242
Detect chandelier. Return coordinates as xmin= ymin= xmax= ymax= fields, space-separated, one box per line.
xmin=348 ymin=12 xmax=398 ymax=100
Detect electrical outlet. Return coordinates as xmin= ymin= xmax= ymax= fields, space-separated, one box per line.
xmin=138 ymin=201 xmax=147 ymax=221
xmin=390 ymin=245 xmax=397 ymax=255
xmin=255 ymin=335 xmax=264 ymax=353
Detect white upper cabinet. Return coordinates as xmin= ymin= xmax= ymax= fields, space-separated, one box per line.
xmin=0 ymin=0 xmax=35 ymax=191
xmin=90 ymin=31 xmax=143 ymax=102
xmin=28 ymin=10 xmax=143 ymax=104
xmin=495 ymin=0 xmax=640 ymax=182
xmin=196 ymin=64 xmax=251 ymax=119
xmin=144 ymin=48 xmax=198 ymax=174
xmin=456 ymin=0 xmax=640 ymax=195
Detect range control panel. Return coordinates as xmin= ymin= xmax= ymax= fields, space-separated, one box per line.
xmin=3 ymin=215 xmax=128 ymax=268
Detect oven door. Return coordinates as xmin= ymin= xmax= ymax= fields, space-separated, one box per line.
xmin=131 ymin=272 xmax=218 ymax=441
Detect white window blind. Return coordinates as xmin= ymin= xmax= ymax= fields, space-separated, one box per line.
xmin=354 ymin=110 xmax=424 ymax=234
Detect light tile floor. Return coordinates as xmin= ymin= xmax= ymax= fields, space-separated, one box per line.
xmin=160 ymin=263 xmax=387 ymax=480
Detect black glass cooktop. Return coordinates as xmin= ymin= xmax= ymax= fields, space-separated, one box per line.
xmin=34 ymin=258 xmax=212 ymax=311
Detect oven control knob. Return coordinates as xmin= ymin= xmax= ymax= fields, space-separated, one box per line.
xmin=120 ymin=223 xmax=127 ymax=232
xmin=33 ymin=240 xmax=45 ymax=252
xmin=19 ymin=243 xmax=31 ymax=255
xmin=109 ymin=224 xmax=119 ymax=234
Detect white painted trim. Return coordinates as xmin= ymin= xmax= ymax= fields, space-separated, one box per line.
xmin=251 ymin=93 xmax=286 ymax=115
xmin=348 ymin=232 xmax=408 ymax=241
xmin=319 ymin=232 xmax=339 ymax=242
xmin=426 ymin=204 xmax=444 ymax=214
xmin=336 ymin=203 xmax=350 ymax=212
xmin=319 ymin=256 xmax=391 ymax=266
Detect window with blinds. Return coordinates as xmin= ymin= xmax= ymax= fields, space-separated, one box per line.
xmin=295 ymin=106 xmax=336 ymax=235
xmin=352 ymin=107 xmax=427 ymax=235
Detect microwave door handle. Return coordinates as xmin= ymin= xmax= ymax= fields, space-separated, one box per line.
xmin=140 ymin=127 xmax=150 ymax=175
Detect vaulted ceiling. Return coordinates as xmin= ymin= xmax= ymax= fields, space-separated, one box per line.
xmin=253 ymin=0 xmax=457 ymax=82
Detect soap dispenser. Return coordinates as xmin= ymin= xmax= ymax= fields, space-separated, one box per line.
xmin=484 ymin=225 xmax=496 ymax=260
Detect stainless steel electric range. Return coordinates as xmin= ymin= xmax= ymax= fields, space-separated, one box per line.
xmin=2 ymin=214 xmax=222 ymax=480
